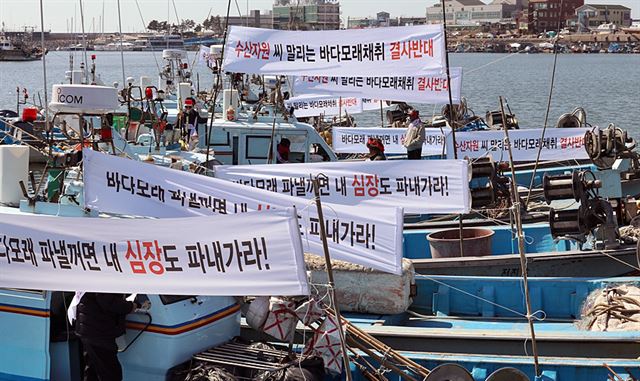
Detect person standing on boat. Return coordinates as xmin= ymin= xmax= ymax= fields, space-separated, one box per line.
xmin=180 ymin=98 xmax=202 ymax=149
xmin=277 ymin=138 xmax=291 ymax=163
xmin=75 ymin=293 xmax=138 ymax=381
xmin=403 ymin=109 xmax=425 ymax=160
xmin=366 ymin=137 xmax=386 ymax=161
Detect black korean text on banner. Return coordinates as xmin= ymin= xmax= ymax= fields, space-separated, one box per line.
xmin=446 ymin=128 xmax=590 ymax=161
xmin=284 ymin=95 xmax=363 ymax=118
xmin=214 ymin=159 xmax=471 ymax=215
xmin=0 ymin=209 xmax=308 ymax=296
xmin=222 ymin=25 xmax=445 ymax=76
xmin=332 ymin=127 xmax=450 ymax=156
xmin=293 ymin=67 xmax=462 ymax=104
xmin=83 ymin=150 xmax=404 ymax=275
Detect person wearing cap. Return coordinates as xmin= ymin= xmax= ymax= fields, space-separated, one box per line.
xmin=366 ymin=137 xmax=386 ymax=161
xmin=276 ymin=138 xmax=291 ymax=163
xmin=180 ymin=97 xmax=202 ymax=150
xmin=403 ymin=109 xmax=425 ymax=160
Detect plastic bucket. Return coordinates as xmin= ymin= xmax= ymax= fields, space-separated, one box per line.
xmin=427 ymin=228 xmax=494 ymax=258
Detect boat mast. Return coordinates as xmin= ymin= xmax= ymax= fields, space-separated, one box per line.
xmin=38 ymin=0 xmax=49 ymax=147
xmin=117 ymin=0 xmax=126 ymax=86
xmin=79 ymin=0 xmax=89 ymax=83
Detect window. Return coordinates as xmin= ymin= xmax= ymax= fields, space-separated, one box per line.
xmin=245 ymin=135 xmax=271 ymax=160
xmin=159 ymin=295 xmax=195 ymax=305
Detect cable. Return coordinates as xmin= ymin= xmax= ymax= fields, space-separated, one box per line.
xmin=119 ymin=311 xmax=152 ymax=353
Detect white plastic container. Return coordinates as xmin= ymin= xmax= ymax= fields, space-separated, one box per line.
xmin=0 ymin=146 xmax=29 ymax=206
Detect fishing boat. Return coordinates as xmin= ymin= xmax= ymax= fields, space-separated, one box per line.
xmin=0 ymin=30 xmax=44 ymax=61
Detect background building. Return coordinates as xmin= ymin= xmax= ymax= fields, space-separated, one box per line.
xmin=528 ymin=0 xmax=584 ymax=33
xmin=426 ymin=0 xmax=519 ymax=26
xmin=272 ymin=0 xmax=341 ymax=30
xmin=575 ymin=4 xmax=632 ymax=31
xmin=226 ymin=10 xmax=274 ymax=29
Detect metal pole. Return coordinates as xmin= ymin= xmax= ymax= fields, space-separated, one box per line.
xmin=440 ymin=0 xmax=457 ymax=160
xmin=79 ymin=0 xmax=89 ymax=83
xmin=499 ymin=96 xmax=541 ymax=377
xmin=206 ymin=0 xmax=232 ymax=165
xmin=379 ymin=101 xmax=384 ymax=127
xmin=116 ymin=0 xmax=126 ymax=86
xmin=38 ymin=0 xmax=50 ymax=138
xmin=312 ymin=177 xmax=352 ymax=381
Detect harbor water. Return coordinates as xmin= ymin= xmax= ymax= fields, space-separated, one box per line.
xmin=1 ymin=50 xmax=639 ymax=137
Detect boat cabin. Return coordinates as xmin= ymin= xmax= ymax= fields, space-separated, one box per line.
xmin=200 ymin=117 xmax=337 ymax=165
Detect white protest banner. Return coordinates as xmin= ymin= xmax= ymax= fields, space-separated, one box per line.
xmin=293 ymin=68 xmax=462 ymax=104
xmin=0 ymin=209 xmax=308 ymax=296
xmin=214 ymin=159 xmax=470 ymax=215
xmin=446 ymin=128 xmax=590 ymax=161
xmin=83 ymin=150 xmax=403 ymax=275
xmin=285 ymin=95 xmax=363 ymax=117
xmin=197 ymin=45 xmax=214 ymax=66
xmin=362 ymin=99 xmax=390 ymax=111
xmin=332 ymin=127 xmax=449 ymax=156
xmin=223 ymin=25 xmax=445 ymax=76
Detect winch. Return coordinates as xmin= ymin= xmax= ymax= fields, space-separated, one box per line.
xmin=469 ymin=157 xmax=510 ymax=209
xmin=543 ymin=170 xmax=620 ymax=249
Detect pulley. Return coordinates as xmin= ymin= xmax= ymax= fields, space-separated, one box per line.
xmin=486 ymin=367 xmax=530 ymax=381
xmin=424 ymin=364 xmax=474 ymax=381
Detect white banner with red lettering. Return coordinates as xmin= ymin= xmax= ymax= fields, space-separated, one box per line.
xmin=285 ymin=95 xmax=363 ymax=117
xmin=213 ymin=159 xmax=470 ymax=214
xmin=293 ymin=67 xmax=462 ymax=104
xmin=446 ymin=128 xmax=590 ymax=161
xmin=332 ymin=127 xmax=450 ymax=156
xmin=83 ymin=150 xmax=403 ymax=274
xmin=0 ymin=209 xmax=309 ymax=295
xmin=223 ymin=25 xmax=445 ymax=76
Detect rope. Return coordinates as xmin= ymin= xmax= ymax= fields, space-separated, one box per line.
xmin=585 ymin=287 xmax=640 ymax=330
xmin=417 ymin=274 xmax=547 ymax=321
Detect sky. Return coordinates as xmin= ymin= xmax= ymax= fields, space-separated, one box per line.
xmin=1 ymin=0 xmax=638 ymax=32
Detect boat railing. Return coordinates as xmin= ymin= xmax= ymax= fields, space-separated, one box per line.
xmin=0 ymin=117 xmax=53 ymax=159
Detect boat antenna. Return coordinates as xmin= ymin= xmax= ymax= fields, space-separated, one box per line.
xmin=524 ymin=0 xmax=564 ymax=208
xmin=116 ymin=0 xmax=126 ymax=86
xmin=440 ymin=0 xmax=458 ymax=160
xmin=38 ymin=0 xmax=50 ymax=143
xmin=205 ymin=0 xmax=232 ymax=166
xmin=79 ymin=0 xmax=89 ymax=83
xmin=499 ymin=96 xmax=541 ymax=378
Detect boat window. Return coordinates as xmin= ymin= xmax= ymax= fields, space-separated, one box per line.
xmin=309 ymin=143 xmax=331 ymax=162
xmin=159 ymin=295 xmax=195 ymax=305
xmin=1 ymin=288 xmax=46 ymax=297
xmin=245 ymin=135 xmax=271 ymax=159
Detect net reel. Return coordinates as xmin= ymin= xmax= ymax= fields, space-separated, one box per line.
xmin=544 ymin=170 xmax=619 ymax=249
xmin=469 ymin=158 xmax=510 ymax=209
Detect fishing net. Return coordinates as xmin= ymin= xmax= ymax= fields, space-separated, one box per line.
xmin=577 ymin=284 xmax=640 ymax=331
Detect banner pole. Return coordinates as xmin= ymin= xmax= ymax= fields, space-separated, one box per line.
xmin=312 ymin=177 xmax=352 ymax=381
